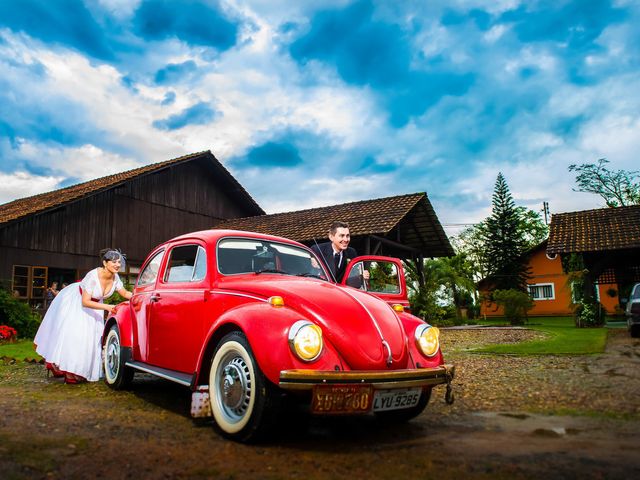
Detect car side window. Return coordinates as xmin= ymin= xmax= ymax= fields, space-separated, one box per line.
xmin=348 ymin=261 xmax=400 ymax=294
xmin=633 ymin=285 xmax=640 ymax=300
xmin=137 ymin=251 xmax=164 ymax=287
xmin=367 ymin=261 xmax=400 ymax=294
xmin=165 ymin=245 xmax=206 ymax=283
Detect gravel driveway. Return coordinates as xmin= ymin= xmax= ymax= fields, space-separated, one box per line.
xmin=1 ymin=327 xmax=639 ymax=479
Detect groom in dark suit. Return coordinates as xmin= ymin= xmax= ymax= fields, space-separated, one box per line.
xmin=311 ymin=221 xmax=368 ymax=283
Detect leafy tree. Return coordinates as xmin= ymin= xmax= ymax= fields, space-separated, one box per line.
xmin=515 ymin=206 xmax=549 ymax=248
xmin=482 ymin=173 xmax=530 ymax=292
xmin=452 ymin=221 xmax=490 ymax=283
xmin=453 ymin=207 xmax=546 ymax=285
xmin=436 ymin=254 xmax=478 ymax=319
xmin=569 ymin=158 xmax=640 ymax=207
xmin=492 ymin=289 xmax=534 ymax=325
xmin=405 ymin=258 xmax=448 ymax=322
xmin=405 ymin=255 xmax=477 ymax=323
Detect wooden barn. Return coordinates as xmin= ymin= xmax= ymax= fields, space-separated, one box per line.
xmin=0 ymin=151 xmax=264 ymax=309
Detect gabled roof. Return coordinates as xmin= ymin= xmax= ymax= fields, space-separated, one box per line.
xmin=217 ymin=192 xmax=454 ymax=257
xmin=0 ymin=150 xmax=263 ymax=225
xmin=547 ymin=205 xmax=640 ymax=254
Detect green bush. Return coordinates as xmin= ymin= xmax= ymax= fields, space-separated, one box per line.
xmin=0 ymin=289 xmax=42 ymax=339
xmin=492 ymin=289 xmax=534 ymax=326
xmin=574 ymin=301 xmax=605 ymax=327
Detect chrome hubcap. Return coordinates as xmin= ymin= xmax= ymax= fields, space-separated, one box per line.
xmin=217 ymin=355 xmax=251 ymax=421
xmin=106 ymin=335 xmax=119 ymax=378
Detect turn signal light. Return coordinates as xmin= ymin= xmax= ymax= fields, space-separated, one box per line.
xmin=268 ymin=296 xmax=285 ymax=307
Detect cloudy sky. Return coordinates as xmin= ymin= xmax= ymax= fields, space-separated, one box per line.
xmin=1 ymin=0 xmax=638 ymax=234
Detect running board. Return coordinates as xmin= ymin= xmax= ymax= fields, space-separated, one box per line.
xmin=125 ymin=361 xmax=194 ymax=387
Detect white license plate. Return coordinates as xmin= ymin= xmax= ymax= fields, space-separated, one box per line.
xmin=372 ymin=388 xmax=422 ymax=412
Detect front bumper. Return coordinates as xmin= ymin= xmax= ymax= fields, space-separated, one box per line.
xmin=279 ymin=364 xmax=455 ymax=391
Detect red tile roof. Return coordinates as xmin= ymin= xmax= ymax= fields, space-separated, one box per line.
xmin=547 ymin=205 xmax=640 ymax=254
xmin=218 ymin=192 xmax=453 ymax=257
xmin=0 ymin=151 xmax=263 ymax=225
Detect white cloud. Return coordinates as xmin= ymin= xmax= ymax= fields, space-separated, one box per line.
xmin=14 ymin=141 xmax=140 ymax=181
xmin=94 ymin=0 xmax=142 ymax=19
xmin=0 ymin=171 xmax=64 ymax=204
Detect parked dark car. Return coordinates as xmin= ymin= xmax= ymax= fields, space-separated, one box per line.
xmin=626 ymin=283 xmax=640 ymax=337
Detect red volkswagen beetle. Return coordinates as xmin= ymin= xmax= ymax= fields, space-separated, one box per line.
xmin=103 ymin=230 xmax=454 ymax=442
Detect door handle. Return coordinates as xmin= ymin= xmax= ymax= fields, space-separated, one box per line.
xmin=150 ymin=294 xmax=161 ymax=302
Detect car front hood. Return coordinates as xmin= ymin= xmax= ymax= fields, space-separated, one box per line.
xmin=219 ymin=276 xmax=409 ymax=369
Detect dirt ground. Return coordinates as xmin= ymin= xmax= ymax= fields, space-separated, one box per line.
xmin=1 ymin=328 xmax=639 ymax=480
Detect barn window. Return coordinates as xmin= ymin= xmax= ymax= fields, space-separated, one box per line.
xmin=12 ymin=265 xmax=48 ymax=308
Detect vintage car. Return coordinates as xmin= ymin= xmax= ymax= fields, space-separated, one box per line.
xmin=102 ymin=229 xmax=454 ymax=442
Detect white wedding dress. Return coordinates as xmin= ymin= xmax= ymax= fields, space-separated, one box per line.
xmin=34 ymin=268 xmax=123 ymax=381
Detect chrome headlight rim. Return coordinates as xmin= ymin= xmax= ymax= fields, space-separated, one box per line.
xmin=415 ymin=323 xmax=440 ymax=357
xmin=288 ymin=320 xmax=323 ymax=362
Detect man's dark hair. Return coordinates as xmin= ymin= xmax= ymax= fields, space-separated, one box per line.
xmin=329 ymin=221 xmax=349 ymax=235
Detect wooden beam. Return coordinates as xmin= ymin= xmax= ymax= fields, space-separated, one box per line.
xmin=370 ymin=234 xmax=420 ymax=253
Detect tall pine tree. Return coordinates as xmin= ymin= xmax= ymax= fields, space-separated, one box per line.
xmin=483 ymin=173 xmax=530 ymax=292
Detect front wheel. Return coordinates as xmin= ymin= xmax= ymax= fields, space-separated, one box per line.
xmin=209 ymin=332 xmax=277 ymax=442
xmin=103 ymin=324 xmax=134 ymax=389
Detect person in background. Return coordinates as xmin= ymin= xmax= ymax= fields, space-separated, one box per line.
xmin=311 ymin=221 xmax=369 ymax=283
xmin=34 ymin=249 xmax=132 ymax=384
xmin=44 ymin=281 xmax=59 ymax=309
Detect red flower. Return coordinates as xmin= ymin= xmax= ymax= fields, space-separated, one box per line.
xmin=0 ymin=325 xmax=18 ymax=340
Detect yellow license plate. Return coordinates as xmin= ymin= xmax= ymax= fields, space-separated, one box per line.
xmin=311 ymin=384 xmax=373 ymax=414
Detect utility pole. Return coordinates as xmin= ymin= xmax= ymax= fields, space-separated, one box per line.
xmin=542 ymin=201 xmax=550 ymax=225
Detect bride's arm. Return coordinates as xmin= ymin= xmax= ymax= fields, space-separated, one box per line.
xmin=81 ymin=289 xmax=115 ymax=313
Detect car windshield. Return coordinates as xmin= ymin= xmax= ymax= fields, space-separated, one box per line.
xmin=217 ymin=238 xmax=329 ymax=280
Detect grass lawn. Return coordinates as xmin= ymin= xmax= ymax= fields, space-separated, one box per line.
xmin=0 ymin=339 xmax=41 ymax=362
xmin=475 ymin=316 xmax=608 ymax=355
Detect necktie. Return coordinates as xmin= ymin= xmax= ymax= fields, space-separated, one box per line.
xmin=334 ymin=253 xmax=341 ymax=271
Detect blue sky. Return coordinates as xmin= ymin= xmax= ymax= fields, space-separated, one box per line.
xmin=1 ymin=0 xmax=639 ymax=234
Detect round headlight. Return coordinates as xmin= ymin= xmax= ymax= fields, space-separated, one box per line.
xmin=288 ymin=320 xmax=323 ymax=362
xmin=415 ymin=324 xmax=440 ymax=357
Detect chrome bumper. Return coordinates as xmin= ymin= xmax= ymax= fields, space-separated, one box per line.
xmin=279 ymin=364 xmax=455 ymax=391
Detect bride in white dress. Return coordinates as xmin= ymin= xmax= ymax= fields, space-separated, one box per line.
xmin=34 ymin=249 xmax=132 ymax=383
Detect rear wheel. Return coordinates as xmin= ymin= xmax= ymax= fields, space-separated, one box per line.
xmin=374 ymin=388 xmax=431 ymax=422
xmin=103 ymin=325 xmax=134 ymax=389
xmin=209 ymin=332 xmax=277 ymax=442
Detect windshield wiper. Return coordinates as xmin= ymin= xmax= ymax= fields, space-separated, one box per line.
xmin=255 ymin=268 xmax=290 ymax=275
xmin=296 ymin=273 xmax=325 ymax=279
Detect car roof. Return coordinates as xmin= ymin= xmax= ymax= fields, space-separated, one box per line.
xmin=166 ymin=229 xmax=309 ymax=250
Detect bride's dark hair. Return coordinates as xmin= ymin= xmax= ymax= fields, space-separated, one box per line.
xmin=99 ymin=248 xmax=125 ymax=263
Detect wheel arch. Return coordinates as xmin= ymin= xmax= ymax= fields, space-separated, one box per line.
xmin=195 ymin=302 xmax=347 ymax=387
xmin=195 ymin=321 xmax=244 ymax=385
xmin=103 ymin=303 xmax=134 ymax=348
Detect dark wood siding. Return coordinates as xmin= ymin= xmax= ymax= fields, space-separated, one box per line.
xmin=113 ymin=160 xmax=252 ymax=220
xmin=0 ymin=192 xmax=113 ymax=256
xmin=0 ymin=156 xmax=261 ymax=286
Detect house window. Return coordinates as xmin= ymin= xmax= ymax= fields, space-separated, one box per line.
xmin=528 ymin=283 xmax=554 ymax=300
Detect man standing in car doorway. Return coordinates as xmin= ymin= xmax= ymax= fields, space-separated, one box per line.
xmin=311 ymin=221 xmax=369 ymax=283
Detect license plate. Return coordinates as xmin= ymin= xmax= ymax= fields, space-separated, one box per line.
xmin=372 ymin=388 xmax=422 ymax=412
xmin=311 ymin=384 xmax=373 ymax=414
